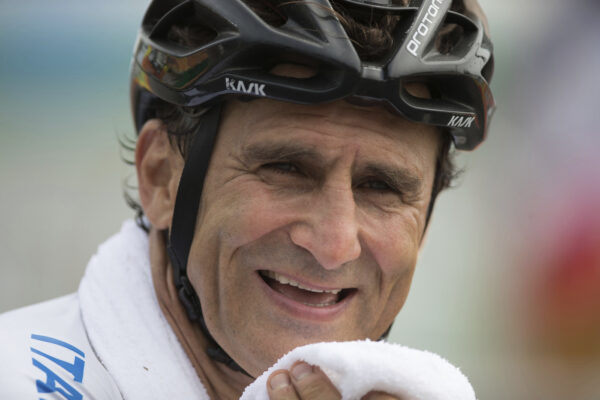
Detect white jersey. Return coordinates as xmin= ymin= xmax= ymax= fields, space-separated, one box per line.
xmin=0 ymin=294 xmax=123 ymax=399
xmin=0 ymin=221 xmax=211 ymax=400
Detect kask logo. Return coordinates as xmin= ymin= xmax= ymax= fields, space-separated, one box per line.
xmin=225 ymin=77 xmax=266 ymax=96
xmin=447 ymin=115 xmax=476 ymax=128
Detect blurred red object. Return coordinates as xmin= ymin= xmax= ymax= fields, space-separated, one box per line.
xmin=527 ymin=187 xmax=600 ymax=358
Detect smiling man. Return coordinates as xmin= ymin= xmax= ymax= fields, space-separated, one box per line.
xmin=139 ymin=96 xmax=440 ymax=391
xmin=0 ymin=0 xmax=494 ymax=399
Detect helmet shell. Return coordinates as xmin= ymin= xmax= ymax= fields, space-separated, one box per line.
xmin=131 ymin=0 xmax=495 ymax=150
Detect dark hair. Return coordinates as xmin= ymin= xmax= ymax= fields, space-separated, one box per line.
xmin=125 ymin=0 xmax=463 ymax=227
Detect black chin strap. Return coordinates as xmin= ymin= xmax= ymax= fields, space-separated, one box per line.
xmin=166 ymin=104 xmax=252 ymax=377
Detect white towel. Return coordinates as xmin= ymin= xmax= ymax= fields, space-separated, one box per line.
xmin=78 ymin=220 xmax=210 ymax=400
xmin=241 ymin=340 xmax=476 ymax=400
xmin=79 ymin=220 xmax=476 ymax=400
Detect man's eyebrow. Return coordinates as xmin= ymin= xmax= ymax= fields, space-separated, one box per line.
xmin=241 ymin=142 xmax=326 ymax=165
xmin=241 ymin=142 xmax=424 ymax=195
xmin=361 ymin=163 xmax=424 ymax=196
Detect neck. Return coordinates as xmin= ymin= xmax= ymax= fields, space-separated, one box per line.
xmin=149 ymin=229 xmax=253 ymax=399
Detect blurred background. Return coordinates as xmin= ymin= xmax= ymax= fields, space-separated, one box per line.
xmin=1 ymin=0 xmax=599 ymax=398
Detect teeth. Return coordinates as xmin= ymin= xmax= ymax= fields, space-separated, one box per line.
xmin=262 ymin=270 xmax=342 ymax=295
xmin=301 ymin=301 xmax=337 ymax=307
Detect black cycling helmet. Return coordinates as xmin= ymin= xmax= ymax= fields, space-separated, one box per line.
xmin=130 ymin=0 xmax=495 ymax=375
xmin=132 ymin=0 xmax=494 ymax=149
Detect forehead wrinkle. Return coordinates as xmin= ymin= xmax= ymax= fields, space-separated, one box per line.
xmin=249 ymin=112 xmax=350 ymax=141
xmin=234 ymin=100 xmax=435 ymax=177
xmin=248 ymin=104 xmax=403 ymax=143
xmin=238 ymin=98 xmax=433 ymax=145
xmin=240 ymin=140 xmax=328 ymax=169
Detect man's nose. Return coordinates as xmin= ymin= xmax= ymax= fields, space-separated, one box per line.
xmin=289 ymin=184 xmax=362 ymax=270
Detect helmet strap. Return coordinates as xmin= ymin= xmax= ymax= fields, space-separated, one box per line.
xmin=166 ymin=103 xmax=252 ymax=377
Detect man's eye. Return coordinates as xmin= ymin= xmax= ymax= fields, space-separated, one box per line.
xmin=361 ymin=179 xmax=396 ymax=193
xmin=262 ymin=162 xmax=299 ymax=174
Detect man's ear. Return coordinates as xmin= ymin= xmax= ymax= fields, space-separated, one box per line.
xmin=135 ymin=119 xmax=183 ymax=230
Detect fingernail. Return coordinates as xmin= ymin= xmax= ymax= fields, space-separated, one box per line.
xmin=270 ymin=372 xmax=290 ymax=390
xmin=291 ymin=362 xmax=313 ymax=380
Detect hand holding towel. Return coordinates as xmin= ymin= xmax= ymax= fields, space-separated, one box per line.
xmin=241 ymin=340 xmax=476 ymax=400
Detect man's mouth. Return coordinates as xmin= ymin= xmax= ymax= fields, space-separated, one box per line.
xmin=259 ymin=270 xmax=353 ymax=308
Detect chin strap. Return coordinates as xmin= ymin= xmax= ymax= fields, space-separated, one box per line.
xmin=165 ymin=104 xmax=252 ymax=377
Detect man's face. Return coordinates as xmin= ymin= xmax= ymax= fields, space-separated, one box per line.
xmin=185 ymin=98 xmax=440 ymax=376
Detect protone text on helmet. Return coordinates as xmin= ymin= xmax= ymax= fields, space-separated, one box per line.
xmin=407 ymin=0 xmax=447 ymax=57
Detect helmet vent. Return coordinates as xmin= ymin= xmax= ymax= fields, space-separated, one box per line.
xmin=165 ymin=23 xmax=218 ymax=51
xmin=149 ymin=2 xmax=218 ymax=51
xmin=435 ymin=23 xmax=465 ymax=55
xmin=402 ymin=80 xmax=433 ymax=100
xmin=143 ymin=0 xmax=184 ymax=32
xmin=240 ymin=0 xmax=288 ymax=28
xmin=332 ymin=2 xmax=408 ymax=63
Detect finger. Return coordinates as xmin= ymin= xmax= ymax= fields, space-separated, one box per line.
xmin=289 ymin=362 xmax=341 ymax=400
xmin=267 ymin=370 xmax=300 ymax=400
xmin=361 ymin=391 xmax=403 ymax=400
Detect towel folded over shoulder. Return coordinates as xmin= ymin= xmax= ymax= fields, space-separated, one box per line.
xmin=241 ymin=340 xmax=476 ymax=400
xmin=79 ymin=220 xmax=210 ymax=400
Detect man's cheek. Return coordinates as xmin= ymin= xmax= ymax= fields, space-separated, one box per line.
xmin=225 ymin=200 xmax=297 ymax=245
xmin=367 ymin=233 xmax=418 ymax=278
